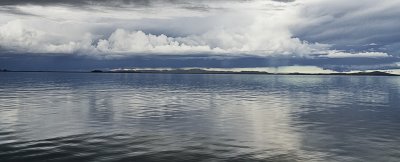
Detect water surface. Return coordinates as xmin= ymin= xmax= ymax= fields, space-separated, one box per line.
xmin=1 ymin=72 xmax=400 ymax=161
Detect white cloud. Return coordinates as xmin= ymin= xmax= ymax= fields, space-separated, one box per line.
xmin=0 ymin=20 xmax=94 ymax=54
xmin=0 ymin=20 xmax=45 ymax=53
xmin=95 ymin=29 xmax=217 ymax=55
xmin=323 ymin=51 xmax=390 ymax=58
xmin=0 ymin=18 xmax=330 ymax=57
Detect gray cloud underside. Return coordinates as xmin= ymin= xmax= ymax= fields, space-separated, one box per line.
xmin=271 ymin=0 xmax=295 ymax=3
xmin=0 ymin=0 xmax=255 ymax=7
xmin=0 ymin=0 xmax=399 ymax=71
xmin=0 ymin=6 xmax=40 ymax=16
xmin=293 ymin=0 xmax=400 ymax=55
xmin=0 ymin=54 xmax=397 ymax=72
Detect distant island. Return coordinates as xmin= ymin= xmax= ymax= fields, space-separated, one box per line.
xmin=91 ymin=69 xmax=399 ymax=76
xmin=92 ymin=69 xmax=271 ymax=74
xmin=1 ymin=68 xmax=397 ymax=76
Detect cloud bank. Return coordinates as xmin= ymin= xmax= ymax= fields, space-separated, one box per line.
xmin=0 ymin=0 xmax=398 ymax=61
xmin=0 ymin=1 xmax=329 ymax=58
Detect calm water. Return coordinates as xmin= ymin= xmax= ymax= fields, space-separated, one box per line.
xmin=0 ymin=72 xmax=400 ymax=162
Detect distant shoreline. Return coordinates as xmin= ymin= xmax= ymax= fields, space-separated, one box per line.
xmin=1 ymin=69 xmax=398 ymax=76
xmin=92 ymin=70 xmax=399 ymax=76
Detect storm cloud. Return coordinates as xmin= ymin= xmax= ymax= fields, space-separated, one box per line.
xmin=294 ymin=0 xmax=400 ymax=55
xmin=0 ymin=0 xmax=399 ymax=70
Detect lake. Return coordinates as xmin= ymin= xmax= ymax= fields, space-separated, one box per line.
xmin=0 ymin=72 xmax=399 ymax=162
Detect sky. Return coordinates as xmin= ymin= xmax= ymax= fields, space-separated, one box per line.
xmin=0 ymin=0 xmax=399 ymax=71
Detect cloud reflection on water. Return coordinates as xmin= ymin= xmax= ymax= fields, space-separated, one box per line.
xmin=0 ymin=73 xmax=400 ymax=161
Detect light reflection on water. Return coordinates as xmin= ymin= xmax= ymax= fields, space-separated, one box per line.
xmin=0 ymin=72 xmax=400 ymax=161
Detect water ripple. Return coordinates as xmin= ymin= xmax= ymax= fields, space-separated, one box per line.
xmin=0 ymin=73 xmax=400 ymax=161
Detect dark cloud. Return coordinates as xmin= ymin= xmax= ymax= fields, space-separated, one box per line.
xmin=293 ymin=1 xmax=400 ymax=56
xmin=271 ymin=0 xmax=295 ymax=3
xmin=0 ymin=0 xmax=251 ymax=7
xmin=0 ymin=0 xmax=149 ymax=6
xmin=0 ymin=54 xmax=398 ymax=71
xmin=0 ymin=0 xmax=253 ymax=16
xmin=0 ymin=6 xmax=40 ymax=16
